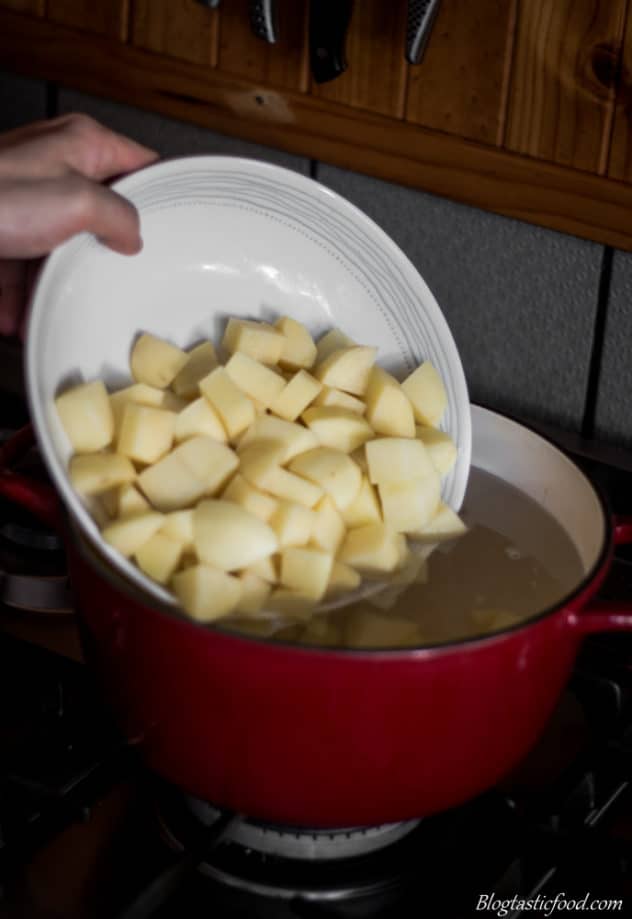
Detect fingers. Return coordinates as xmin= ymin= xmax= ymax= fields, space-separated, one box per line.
xmin=0 ymin=259 xmax=26 ymax=336
xmin=0 ymin=113 xmax=157 ymax=182
xmin=0 ymin=175 xmax=144 ymax=258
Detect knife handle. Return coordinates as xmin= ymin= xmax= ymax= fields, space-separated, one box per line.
xmin=194 ymin=0 xmax=221 ymax=8
xmin=248 ymin=0 xmax=278 ymax=43
xmin=406 ymin=0 xmax=441 ymax=65
xmin=310 ymin=0 xmax=354 ymax=84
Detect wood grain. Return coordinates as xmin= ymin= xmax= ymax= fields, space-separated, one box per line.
xmin=607 ymin=3 xmax=632 ymax=181
xmin=312 ymin=0 xmax=408 ymax=118
xmin=3 ymin=9 xmax=632 ymax=253
xmin=218 ymin=0 xmax=308 ymax=92
xmin=131 ymin=0 xmax=218 ymax=67
xmin=405 ymin=0 xmax=519 ymax=146
xmin=47 ymin=0 xmax=129 ymax=40
xmin=0 ymin=0 xmax=43 ymax=13
xmin=506 ymin=0 xmax=627 ymax=173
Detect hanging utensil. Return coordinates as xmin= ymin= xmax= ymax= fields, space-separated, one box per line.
xmin=406 ymin=0 xmax=441 ymax=64
xmin=248 ymin=0 xmax=278 ymax=43
xmin=309 ymin=0 xmax=354 ymax=84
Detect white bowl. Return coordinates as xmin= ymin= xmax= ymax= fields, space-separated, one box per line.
xmin=26 ymin=156 xmax=471 ymax=607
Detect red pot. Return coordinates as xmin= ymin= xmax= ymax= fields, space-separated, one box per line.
xmin=2 ymin=407 xmax=631 ymax=828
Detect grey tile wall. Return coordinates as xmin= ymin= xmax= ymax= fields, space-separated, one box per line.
xmin=0 ymin=71 xmax=47 ymax=131
xmin=595 ymin=252 xmax=632 ymax=448
xmin=58 ymin=89 xmax=309 ymax=174
xmin=316 ymin=164 xmax=604 ymax=433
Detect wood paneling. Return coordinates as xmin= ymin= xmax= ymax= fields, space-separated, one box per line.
xmin=218 ymin=0 xmax=308 ymax=92
xmin=0 ymin=0 xmax=43 ymax=13
xmin=312 ymin=0 xmax=408 ymax=118
xmin=506 ymin=0 xmax=627 ymax=174
xmin=47 ymin=1 xmax=129 ymax=41
xmin=132 ymin=0 xmax=218 ymax=67
xmin=3 ymin=9 xmax=632 ymax=253
xmin=405 ymin=0 xmax=518 ymax=146
xmin=608 ymin=4 xmax=632 ymax=181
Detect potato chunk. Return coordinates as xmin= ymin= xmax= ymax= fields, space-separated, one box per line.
xmin=270 ymin=371 xmax=322 ymax=421
xmin=339 ymin=523 xmax=405 ymax=574
xmin=288 ymin=448 xmax=361 ymax=512
xmin=117 ymin=484 xmax=151 ymax=517
xmin=174 ymin=398 xmax=227 ymax=444
xmin=160 ymin=509 xmax=195 ymax=549
xmin=378 ymin=472 xmax=441 ymax=533
xmin=342 ymin=476 xmax=382 ymax=528
xmin=199 ymin=367 xmax=255 ymax=440
xmin=172 ymin=565 xmax=241 ymax=621
xmin=326 ymin=560 xmax=361 ymax=597
xmin=302 ymin=407 xmax=373 ymax=453
xmin=101 ymin=511 xmax=164 ymax=557
xmin=313 ymin=387 xmax=365 ymax=415
xmin=131 ymin=333 xmax=187 ymax=388
xmin=270 ymin=500 xmax=314 ymax=548
xmin=364 ymin=367 xmax=415 ymax=437
xmin=401 ymin=361 xmax=447 ymax=427
xmin=365 ymin=437 xmax=435 ymax=485
xmin=137 ymin=437 xmax=238 ymax=511
xmin=315 ymin=328 xmax=355 ymax=362
xmin=222 ymin=474 xmax=278 ymax=522
xmin=193 ymin=499 xmax=278 ymax=570
xmin=279 ymin=547 xmax=333 ymax=601
xmin=55 ymin=380 xmax=113 ymax=453
xmin=235 ymin=571 xmax=272 ymax=615
xmin=135 ymin=532 xmax=183 ymax=583
xmin=415 ymin=426 xmax=457 ymax=475
xmin=225 ymin=352 xmax=286 ymax=407
xmin=171 ymin=342 xmax=217 ymax=399
xmin=222 ymin=318 xmax=285 ymax=365
xmin=275 ymin=316 xmax=317 ymax=370
xmin=244 ymin=555 xmax=278 ymax=583
xmin=117 ymin=404 xmax=176 ymax=464
xmin=70 ymin=453 xmax=135 ymax=496
xmin=315 ymin=346 xmax=376 ymax=396
xmin=411 ymin=502 xmax=467 ymax=541
xmin=310 ymin=495 xmax=345 ymax=554
xmin=237 ymin=415 xmax=318 ymax=463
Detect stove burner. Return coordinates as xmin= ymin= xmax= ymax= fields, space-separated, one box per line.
xmin=0 ymin=521 xmax=62 ymax=552
xmin=184 ymin=794 xmax=421 ymax=860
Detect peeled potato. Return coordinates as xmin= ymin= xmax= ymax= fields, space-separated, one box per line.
xmin=171 ymin=341 xmax=217 ymax=399
xmin=364 ymin=367 xmax=415 ymax=438
xmin=401 ymin=361 xmax=447 ymax=427
xmin=235 ymin=571 xmax=272 ymax=615
xmin=315 ymin=346 xmax=376 ymax=396
xmin=288 ymin=448 xmax=361 ymax=512
xmin=55 ymin=380 xmax=113 ymax=453
xmin=415 ymin=426 xmax=457 ymax=475
xmin=225 ymin=352 xmax=286 ymax=408
xmin=411 ymin=502 xmax=467 ymax=541
xmin=275 ymin=316 xmax=318 ymax=370
xmin=313 ymin=386 xmax=365 ymax=415
xmin=175 ymin=398 xmax=227 ymax=444
xmin=118 ymin=484 xmax=151 ymax=517
xmin=135 ymin=531 xmax=183 ymax=584
xmin=70 ymin=453 xmax=136 ymax=496
xmin=326 ymin=560 xmax=361 ymax=597
xmin=339 ymin=523 xmax=405 ymax=574
xmin=302 ymin=406 xmax=373 ymax=453
xmin=101 ymin=511 xmax=164 ymax=557
xmin=315 ymin=328 xmax=355 ymax=362
xmin=237 ymin=415 xmax=318 ymax=463
xmin=222 ymin=318 xmax=285 ymax=365
xmin=365 ymin=437 xmax=435 ymax=485
xmin=342 ymin=475 xmax=382 ymax=528
xmin=222 ymin=474 xmax=278 ymax=523
xmin=310 ymin=495 xmax=345 ymax=554
xmin=193 ymin=499 xmax=278 ymax=571
xmin=137 ymin=437 xmax=238 ymax=511
xmin=199 ymin=367 xmax=255 ymax=440
xmin=270 ymin=370 xmax=322 ymax=421
xmin=117 ymin=403 xmax=176 ymax=464
xmin=378 ymin=472 xmax=441 ymax=533
xmin=270 ymin=500 xmax=314 ymax=548
xmin=172 ymin=564 xmax=242 ymax=621
xmin=131 ymin=334 xmax=187 ymax=388
xmin=279 ymin=547 xmax=333 ymax=601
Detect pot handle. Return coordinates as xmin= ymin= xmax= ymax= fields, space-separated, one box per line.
xmin=570 ymin=515 xmax=632 ymax=634
xmin=0 ymin=424 xmax=62 ymax=531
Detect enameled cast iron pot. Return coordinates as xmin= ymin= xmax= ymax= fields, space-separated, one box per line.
xmin=2 ymin=405 xmax=631 ymax=829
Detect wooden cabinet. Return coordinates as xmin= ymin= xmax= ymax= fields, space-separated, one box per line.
xmin=2 ymin=0 xmax=632 ymax=250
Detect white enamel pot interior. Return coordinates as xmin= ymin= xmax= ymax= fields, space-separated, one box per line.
xmin=25 ymin=156 xmax=471 ymax=608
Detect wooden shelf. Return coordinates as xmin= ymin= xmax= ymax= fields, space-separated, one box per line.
xmin=2 ymin=3 xmax=632 ymax=251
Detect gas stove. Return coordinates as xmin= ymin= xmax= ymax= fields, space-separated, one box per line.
xmin=0 ymin=375 xmax=631 ymax=917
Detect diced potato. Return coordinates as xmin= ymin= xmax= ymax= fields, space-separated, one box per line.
xmin=313 ymin=386 xmax=365 ymax=415
xmin=364 ymin=367 xmax=415 ymax=437
xmin=279 ymin=547 xmax=333 ymax=601
xmin=100 ymin=487 xmax=119 ymax=518
xmin=193 ymin=499 xmax=278 ymax=570
xmin=350 ymin=446 xmax=369 ymax=474
xmin=415 ymin=426 xmax=457 ymax=476
xmin=342 ymin=475 xmax=382 ymax=527
xmin=365 ymin=437 xmax=435 ymax=485
xmin=160 ymin=509 xmax=195 ymax=549
xmin=270 ymin=370 xmax=322 ymax=421
xmin=338 ymin=523 xmax=404 ymax=574
xmin=225 ymin=352 xmax=286 ymax=407
xmin=174 ymin=397 xmax=227 ymax=444
xmin=288 ymin=448 xmax=361 ymax=512
xmin=161 ymin=392 xmax=188 ymax=414
xmin=378 ymin=473 xmax=441 ymax=533
xmin=238 ymin=441 xmax=287 ymax=486
xmin=118 ymin=484 xmax=151 ymax=517
xmin=270 ymin=500 xmax=314 ymax=548
xmin=401 ymin=361 xmax=447 ymax=427
xmin=275 ymin=316 xmax=317 ymax=370
xmin=237 ymin=415 xmax=318 ymax=462
xmin=301 ymin=616 xmax=343 ymax=646
xmin=326 ymin=560 xmax=361 ymax=596
xmin=268 ymin=589 xmax=316 ymax=619
xmin=199 ymin=367 xmax=255 ymax=440
xmin=135 ymin=531 xmax=183 ymax=584
xmin=411 ymin=502 xmax=467 ymax=541
xmin=222 ymin=474 xmax=278 ymax=522
xmin=101 ymin=511 xmax=164 ymax=557
xmin=55 ymin=380 xmax=113 ymax=453
xmin=235 ymin=571 xmax=272 ymax=615
xmin=302 ymin=407 xmax=373 ymax=453
xmin=315 ymin=346 xmax=376 ymax=396
xmin=310 ymin=495 xmax=345 ymax=554
xmin=109 ymin=384 xmax=167 ymax=433
xmin=244 ymin=555 xmax=278 ymax=583
xmin=137 ymin=437 xmax=238 ymax=511
xmin=345 ymin=609 xmax=422 ymax=648
xmin=264 ymin=467 xmax=324 ymax=508
xmin=131 ymin=333 xmax=187 ymax=388
xmin=315 ymin=328 xmax=355 ymax=362
xmin=117 ymin=404 xmax=176 ymax=464
xmin=70 ymin=453 xmax=136 ymax=496
xmin=171 ymin=342 xmax=217 ymax=399
xmin=172 ymin=564 xmax=241 ymax=621
xmin=222 ymin=318 xmax=285 ymax=365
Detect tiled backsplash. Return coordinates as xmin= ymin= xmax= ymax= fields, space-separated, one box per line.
xmin=2 ymin=70 xmax=630 ymax=449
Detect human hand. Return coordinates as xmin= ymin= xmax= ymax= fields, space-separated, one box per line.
xmin=0 ymin=113 xmax=157 ymax=337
